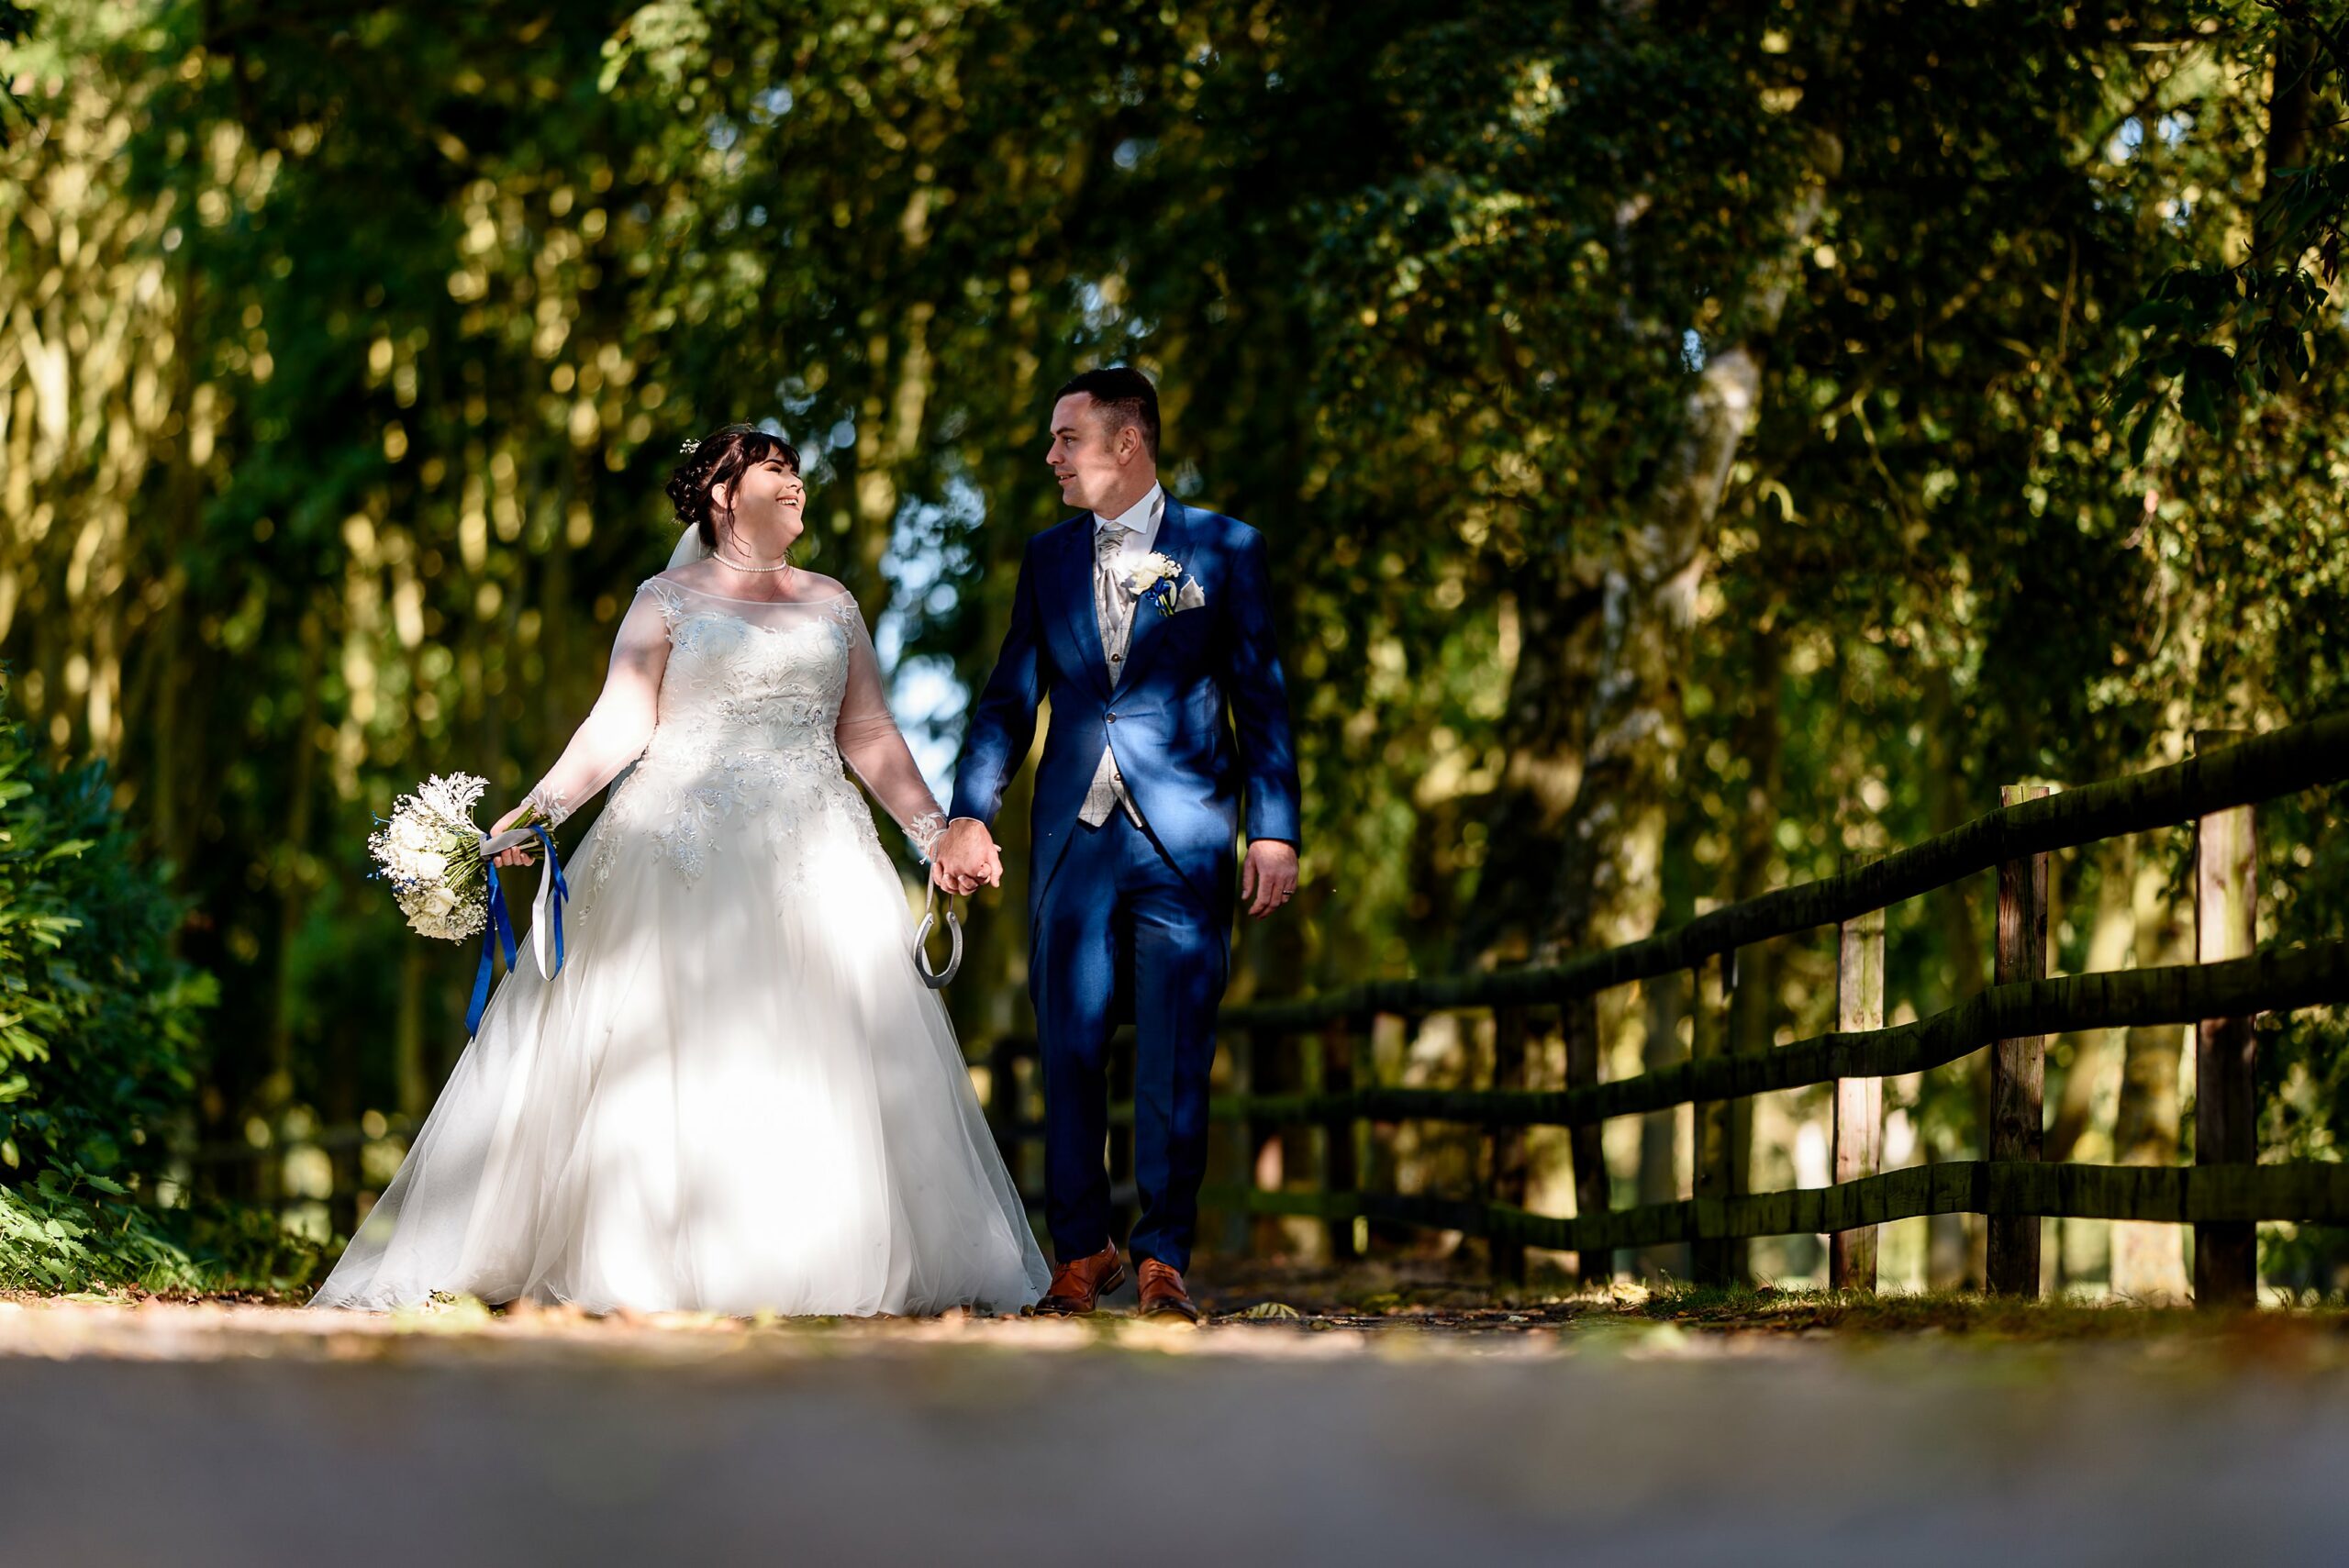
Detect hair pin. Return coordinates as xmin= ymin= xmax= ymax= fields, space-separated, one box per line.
xmin=678 ymin=437 xmax=701 ymax=455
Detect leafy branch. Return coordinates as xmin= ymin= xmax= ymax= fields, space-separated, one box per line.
xmin=0 ymin=2 xmax=35 ymax=147
xmin=2110 ymin=2 xmax=2346 ymax=459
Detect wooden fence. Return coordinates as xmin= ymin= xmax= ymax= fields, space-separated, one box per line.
xmin=208 ymin=716 xmax=2349 ymax=1307
xmin=987 ymin=716 xmax=2349 ymax=1306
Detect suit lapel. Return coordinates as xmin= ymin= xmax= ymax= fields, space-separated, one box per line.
xmin=1050 ymin=518 xmax=1115 ymax=701
xmin=1121 ymin=495 xmax=1194 ymax=683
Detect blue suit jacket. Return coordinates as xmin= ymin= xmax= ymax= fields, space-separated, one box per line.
xmin=949 ymin=496 xmax=1303 ymax=913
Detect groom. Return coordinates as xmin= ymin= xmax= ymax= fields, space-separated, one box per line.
xmin=933 ymin=367 xmax=1301 ymax=1321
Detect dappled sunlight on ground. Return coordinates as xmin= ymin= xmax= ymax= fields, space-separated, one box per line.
xmin=6 ymin=1274 xmax=2349 ymax=1564
xmin=6 ymin=1261 xmax=2347 ymax=1368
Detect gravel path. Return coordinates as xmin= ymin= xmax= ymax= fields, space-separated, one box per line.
xmin=4 ymin=1296 xmax=2346 ymax=1565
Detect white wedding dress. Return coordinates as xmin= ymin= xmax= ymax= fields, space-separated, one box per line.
xmin=310 ymin=564 xmax=1049 ymax=1317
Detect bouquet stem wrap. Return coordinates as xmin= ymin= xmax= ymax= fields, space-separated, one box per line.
xmin=466 ymin=823 xmax=569 ymax=1037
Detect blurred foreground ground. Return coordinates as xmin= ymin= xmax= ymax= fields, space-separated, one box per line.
xmin=6 ymin=1265 xmax=2349 ymax=1566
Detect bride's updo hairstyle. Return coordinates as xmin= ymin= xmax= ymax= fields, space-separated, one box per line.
xmin=664 ymin=424 xmax=803 ymax=550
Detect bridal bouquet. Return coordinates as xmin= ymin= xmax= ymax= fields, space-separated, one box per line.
xmin=372 ymin=772 xmax=567 ymax=1036
xmin=368 ymin=773 xmax=535 ymax=941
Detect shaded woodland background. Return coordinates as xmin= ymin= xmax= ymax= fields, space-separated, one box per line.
xmin=5 ymin=0 xmax=2349 ymax=1295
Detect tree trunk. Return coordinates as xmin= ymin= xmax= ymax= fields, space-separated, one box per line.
xmin=1534 ymin=351 xmax=1750 ymax=962
xmin=248 ymin=605 xmax=325 ymax=1201
xmin=2254 ymin=23 xmax=2318 ymax=262
xmin=1454 ymin=561 xmax=1602 ymax=963
xmin=2191 ymin=731 xmax=2259 ymax=1307
xmin=1635 ymin=971 xmax=1688 ymax=1283
xmin=1722 ymin=622 xmax=1784 ymax=1244
xmin=2110 ymin=853 xmax=2191 ymax=1304
xmin=1920 ymin=666 xmax=1987 ymax=1286
xmin=395 ymin=942 xmax=429 ymax=1120
xmin=1920 ymin=668 xmax=1988 ymax=1004
xmin=1466 ymin=101 xmax=1841 ymax=973
xmin=2046 ymin=836 xmax=2138 ymax=1163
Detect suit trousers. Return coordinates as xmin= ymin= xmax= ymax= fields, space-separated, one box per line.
xmin=1030 ymin=810 xmax=1230 ymax=1273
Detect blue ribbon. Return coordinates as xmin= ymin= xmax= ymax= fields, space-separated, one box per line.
xmin=466 ymin=855 xmax=520 ymax=1038
xmin=530 ymin=822 xmax=568 ymax=981
xmin=463 ymin=828 xmax=569 ymax=1039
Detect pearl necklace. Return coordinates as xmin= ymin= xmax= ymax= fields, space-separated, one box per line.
xmin=713 ymin=550 xmax=794 ymax=573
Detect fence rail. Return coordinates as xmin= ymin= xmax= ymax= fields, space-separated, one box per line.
xmin=1199 ymin=1162 xmax=2349 ymax=1254
xmin=1156 ymin=944 xmax=2348 ymax=1130
xmin=1216 ymin=713 xmax=2349 ymax=1031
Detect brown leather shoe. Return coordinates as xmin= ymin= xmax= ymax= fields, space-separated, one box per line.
xmin=1135 ymin=1257 xmax=1201 ymax=1322
xmin=1025 ymin=1243 xmax=1126 ymax=1317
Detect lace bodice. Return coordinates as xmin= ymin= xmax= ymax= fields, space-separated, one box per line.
xmin=518 ymin=575 xmax=947 ymax=880
xmin=641 ymin=580 xmax=862 ymax=769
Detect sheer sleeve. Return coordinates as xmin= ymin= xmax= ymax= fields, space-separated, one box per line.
xmin=519 ymin=583 xmax=672 ymax=827
xmin=833 ymin=601 xmax=948 ymax=861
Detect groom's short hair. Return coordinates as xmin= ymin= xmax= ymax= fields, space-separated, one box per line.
xmin=1055 ymin=366 xmax=1159 ymax=462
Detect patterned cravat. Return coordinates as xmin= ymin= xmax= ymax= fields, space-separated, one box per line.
xmin=1093 ymin=522 xmax=1140 ymax=682
xmin=1079 ymin=522 xmax=1145 ymax=828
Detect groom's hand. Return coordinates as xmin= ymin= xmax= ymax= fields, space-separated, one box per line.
xmin=931 ymin=817 xmax=1002 ymax=896
xmin=1241 ymin=840 xmax=1299 ymax=919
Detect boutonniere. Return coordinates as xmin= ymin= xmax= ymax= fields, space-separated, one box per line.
xmin=1127 ymin=551 xmax=1206 ymax=617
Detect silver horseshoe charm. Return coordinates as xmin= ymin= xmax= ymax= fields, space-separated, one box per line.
xmin=913 ymin=884 xmax=963 ymax=988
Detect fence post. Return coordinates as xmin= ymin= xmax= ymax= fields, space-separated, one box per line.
xmin=1830 ymin=853 xmax=1885 ymax=1290
xmin=1690 ymin=951 xmax=1740 ymax=1285
xmin=1988 ymin=783 xmax=2052 ymax=1296
xmin=1564 ymin=994 xmax=1609 ymax=1293
xmin=1488 ymin=1006 xmax=1531 ymax=1284
xmin=2194 ymin=728 xmax=2259 ymax=1307
xmin=1321 ymin=1017 xmax=1359 ymax=1262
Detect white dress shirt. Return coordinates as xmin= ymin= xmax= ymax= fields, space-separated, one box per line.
xmin=1096 ymin=484 xmax=1164 ymax=573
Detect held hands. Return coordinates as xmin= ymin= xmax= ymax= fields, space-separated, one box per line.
xmin=1241 ymin=840 xmax=1299 ymax=919
xmin=487 ymin=804 xmax=540 ymax=870
xmin=929 ymin=820 xmax=1294 ymax=912
xmin=930 ymin=817 xmax=1002 ymax=897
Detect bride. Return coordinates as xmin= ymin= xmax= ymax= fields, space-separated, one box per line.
xmin=309 ymin=425 xmax=1049 ymax=1317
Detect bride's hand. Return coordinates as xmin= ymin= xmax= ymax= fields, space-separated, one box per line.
xmin=930 ymin=819 xmax=1000 ymax=896
xmin=487 ymin=804 xmax=539 ymax=869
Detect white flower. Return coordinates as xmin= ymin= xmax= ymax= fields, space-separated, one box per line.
xmin=1126 ymin=552 xmax=1182 ymax=596
xmin=416 ymin=772 xmax=486 ymax=824
xmin=371 ymin=771 xmax=495 ymax=943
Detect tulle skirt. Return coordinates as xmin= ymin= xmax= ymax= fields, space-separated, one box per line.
xmin=309 ymin=763 xmax=1049 ymax=1317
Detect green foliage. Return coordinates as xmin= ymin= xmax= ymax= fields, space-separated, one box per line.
xmin=0 ymin=1171 xmax=326 ymax=1296
xmin=2116 ymin=263 xmax=2329 ymax=457
xmin=0 ymin=675 xmax=283 ymax=1294
xmin=0 ymin=679 xmax=214 ymax=1188
xmin=2111 ymin=1 xmax=2349 ymax=448
xmin=1 ymin=0 xmax=2343 ymax=1269
xmin=0 ymin=1 xmax=34 ymax=144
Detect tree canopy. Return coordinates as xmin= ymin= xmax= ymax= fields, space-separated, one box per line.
xmin=3 ymin=0 xmax=2344 ymax=1289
